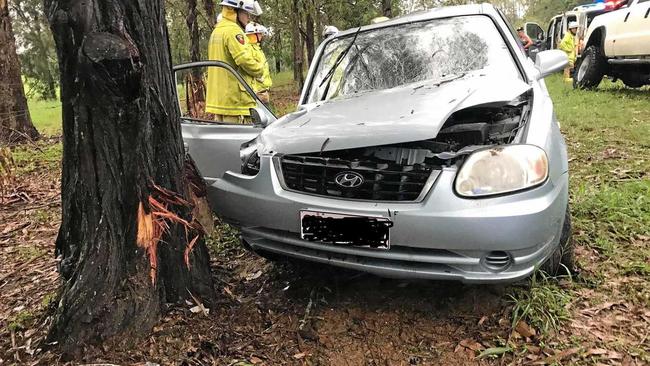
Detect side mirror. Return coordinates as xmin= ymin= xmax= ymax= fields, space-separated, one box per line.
xmin=537 ymin=32 xmax=545 ymax=41
xmin=534 ymin=50 xmax=568 ymax=79
xmin=250 ymin=107 xmax=271 ymax=128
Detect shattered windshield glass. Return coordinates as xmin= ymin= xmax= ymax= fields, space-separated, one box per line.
xmin=307 ymin=16 xmax=520 ymax=103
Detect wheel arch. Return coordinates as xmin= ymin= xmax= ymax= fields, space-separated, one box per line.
xmin=585 ymin=27 xmax=606 ymax=50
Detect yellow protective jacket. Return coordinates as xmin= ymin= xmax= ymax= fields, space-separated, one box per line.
xmin=248 ymin=43 xmax=272 ymax=92
xmin=206 ymin=9 xmax=264 ymax=116
xmin=558 ymin=32 xmax=576 ymax=64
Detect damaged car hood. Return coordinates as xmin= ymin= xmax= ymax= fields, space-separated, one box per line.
xmin=258 ymin=76 xmax=531 ymax=155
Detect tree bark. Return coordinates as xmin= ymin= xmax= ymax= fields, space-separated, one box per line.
xmin=44 ymin=0 xmax=215 ymax=354
xmin=186 ymin=0 xmax=201 ymax=63
xmin=291 ymin=0 xmax=304 ymax=89
xmin=304 ymin=1 xmax=315 ymax=67
xmin=203 ymin=0 xmax=216 ymax=28
xmin=274 ymin=29 xmax=282 ymax=73
xmin=382 ymin=0 xmax=393 ymax=17
xmin=0 ymin=0 xmax=39 ymax=144
xmin=185 ymin=0 xmax=206 ymax=118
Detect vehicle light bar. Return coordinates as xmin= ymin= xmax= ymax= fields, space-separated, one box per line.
xmin=604 ymin=0 xmax=627 ymax=10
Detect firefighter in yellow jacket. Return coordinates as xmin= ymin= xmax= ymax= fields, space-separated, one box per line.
xmin=558 ymin=21 xmax=579 ymax=83
xmin=206 ymin=0 xmax=264 ymax=123
xmin=244 ymin=22 xmax=272 ymax=104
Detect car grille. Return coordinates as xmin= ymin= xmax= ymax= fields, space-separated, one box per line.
xmin=278 ymin=154 xmax=437 ymax=202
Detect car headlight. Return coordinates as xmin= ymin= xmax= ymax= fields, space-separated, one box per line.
xmin=240 ymin=140 xmax=260 ymax=176
xmin=455 ymin=145 xmax=549 ymax=198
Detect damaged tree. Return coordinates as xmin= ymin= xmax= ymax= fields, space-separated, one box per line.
xmin=45 ymin=0 xmax=214 ymax=353
xmin=0 ymin=0 xmax=39 ymax=144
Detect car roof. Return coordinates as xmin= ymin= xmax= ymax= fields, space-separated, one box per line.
xmin=332 ymin=3 xmax=497 ymax=39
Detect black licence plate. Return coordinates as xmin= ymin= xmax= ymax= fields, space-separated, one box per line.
xmin=300 ymin=211 xmax=393 ymax=249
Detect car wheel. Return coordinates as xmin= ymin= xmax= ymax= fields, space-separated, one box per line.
xmin=541 ymin=207 xmax=576 ymax=277
xmin=574 ymin=46 xmax=606 ymax=90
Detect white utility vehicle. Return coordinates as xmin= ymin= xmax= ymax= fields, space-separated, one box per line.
xmin=575 ymin=0 xmax=650 ymax=89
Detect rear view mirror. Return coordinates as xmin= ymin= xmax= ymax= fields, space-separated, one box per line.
xmin=250 ymin=107 xmax=271 ymax=127
xmin=534 ymin=50 xmax=568 ymax=79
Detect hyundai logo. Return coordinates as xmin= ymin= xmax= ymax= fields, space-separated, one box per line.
xmin=335 ymin=172 xmax=364 ymax=188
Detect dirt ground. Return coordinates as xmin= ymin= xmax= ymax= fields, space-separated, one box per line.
xmin=1 ymin=81 xmax=649 ymax=365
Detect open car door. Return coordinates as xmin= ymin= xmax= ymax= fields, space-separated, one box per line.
xmin=175 ymin=61 xmax=276 ymax=185
xmin=524 ymin=22 xmax=545 ymax=42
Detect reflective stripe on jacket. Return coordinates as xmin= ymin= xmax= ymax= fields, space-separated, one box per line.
xmin=206 ymin=10 xmax=264 ymax=116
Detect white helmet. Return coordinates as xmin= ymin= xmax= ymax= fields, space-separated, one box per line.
xmin=220 ymin=0 xmax=263 ymax=16
xmin=323 ymin=25 xmax=339 ymax=39
xmin=245 ymin=22 xmax=270 ymax=36
xmin=568 ymin=21 xmax=578 ymax=29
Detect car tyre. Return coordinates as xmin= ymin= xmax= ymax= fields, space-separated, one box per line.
xmin=574 ymin=46 xmax=606 ymax=90
xmin=541 ymin=207 xmax=576 ymax=277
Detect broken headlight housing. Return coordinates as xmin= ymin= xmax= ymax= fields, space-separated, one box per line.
xmin=455 ymin=145 xmax=548 ymax=198
xmin=240 ymin=140 xmax=261 ymax=176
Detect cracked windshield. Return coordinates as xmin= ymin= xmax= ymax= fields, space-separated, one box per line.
xmin=308 ymin=15 xmax=521 ymax=103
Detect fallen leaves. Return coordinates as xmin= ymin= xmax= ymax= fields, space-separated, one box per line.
xmin=514 ymin=320 xmax=536 ymax=338
xmin=542 ymin=347 xmax=581 ymax=364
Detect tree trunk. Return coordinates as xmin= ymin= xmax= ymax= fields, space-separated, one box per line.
xmin=203 ymin=0 xmax=216 ymax=28
xmin=186 ymin=0 xmax=206 ymax=118
xmin=44 ymin=66 xmax=57 ymax=100
xmin=315 ymin=0 xmax=323 ymax=45
xmin=291 ymin=0 xmax=304 ymax=89
xmin=186 ymin=0 xmax=201 ymax=63
xmin=44 ymin=0 xmax=215 ymax=354
xmin=274 ymin=29 xmax=282 ymax=73
xmin=304 ymin=1 xmax=315 ymax=67
xmin=0 ymin=0 xmax=39 ymax=144
xmin=382 ymin=0 xmax=393 ymax=17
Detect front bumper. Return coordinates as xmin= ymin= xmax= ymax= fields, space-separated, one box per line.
xmin=210 ymin=156 xmax=569 ymax=284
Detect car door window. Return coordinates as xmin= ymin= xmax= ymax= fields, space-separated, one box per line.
xmin=525 ymin=23 xmax=544 ymax=41
xmin=175 ymin=62 xmax=274 ymax=125
xmin=547 ymin=20 xmax=555 ymax=48
xmin=175 ymin=62 xmax=276 ymax=182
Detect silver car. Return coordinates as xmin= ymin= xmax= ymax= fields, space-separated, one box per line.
xmin=178 ymin=4 xmax=574 ymax=283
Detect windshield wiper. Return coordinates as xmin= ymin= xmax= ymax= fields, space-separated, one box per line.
xmin=319 ymin=27 xmax=362 ymax=101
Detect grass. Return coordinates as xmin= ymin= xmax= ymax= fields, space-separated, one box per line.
xmin=7 ymin=310 xmax=35 ymax=332
xmin=509 ymin=272 xmax=571 ymax=335
xmin=28 ymin=98 xmax=62 ymax=136
xmin=547 ymin=76 xmax=650 ymax=292
xmin=271 ymin=70 xmax=295 ymax=88
xmin=11 ymin=141 xmax=62 ymax=176
xmin=506 ymin=75 xmax=650 ymax=344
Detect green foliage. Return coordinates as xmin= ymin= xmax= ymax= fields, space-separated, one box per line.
xmin=166 ymin=0 xmax=213 ymax=65
xmin=524 ymin=0 xmax=588 ymax=25
xmin=7 ymin=310 xmax=35 ymax=332
xmin=11 ymin=0 xmax=59 ymax=100
xmin=205 ymin=223 xmax=241 ymax=254
xmin=509 ymin=272 xmax=571 ymax=335
xmin=17 ymin=246 xmax=46 ymax=261
xmin=41 ymin=292 xmax=57 ymax=308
